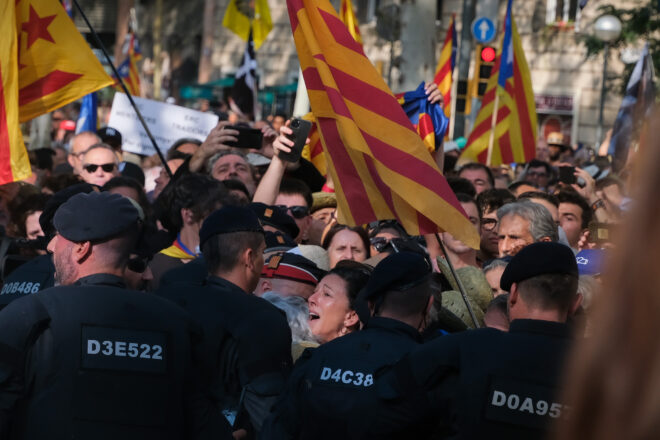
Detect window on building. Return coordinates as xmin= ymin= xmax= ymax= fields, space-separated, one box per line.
xmin=546 ymin=0 xmax=580 ymax=25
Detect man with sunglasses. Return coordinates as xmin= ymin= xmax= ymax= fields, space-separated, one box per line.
xmin=274 ymin=178 xmax=313 ymax=243
xmin=67 ymin=131 xmax=101 ymax=175
xmin=80 ymin=144 xmax=119 ymax=187
xmin=0 ymin=192 xmax=232 ymax=439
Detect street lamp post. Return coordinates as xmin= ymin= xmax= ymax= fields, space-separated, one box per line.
xmin=594 ymin=15 xmax=622 ymax=146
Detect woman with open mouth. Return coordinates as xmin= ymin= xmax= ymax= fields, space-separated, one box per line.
xmin=307 ymin=260 xmax=371 ymax=343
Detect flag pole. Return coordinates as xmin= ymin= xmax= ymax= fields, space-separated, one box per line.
xmin=485 ymin=90 xmax=499 ymax=167
xmin=435 ymin=233 xmax=481 ymax=328
xmin=71 ymin=0 xmax=172 ymax=178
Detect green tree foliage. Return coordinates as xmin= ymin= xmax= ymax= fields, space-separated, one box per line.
xmin=582 ymin=0 xmax=659 ymax=95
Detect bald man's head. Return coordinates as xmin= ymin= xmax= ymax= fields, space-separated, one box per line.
xmin=68 ymin=131 xmax=101 ymax=175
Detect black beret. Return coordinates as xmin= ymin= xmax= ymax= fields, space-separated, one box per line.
xmin=265 ymin=231 xmax=297 ymax=251
xmin=40 ymin=183 xmax=99 ymax=238
xmin=361 ymin=251 xmax=431 ymax=301
xmin=249 ymin=202 xmax=299 ymax=239
xmin=97 ymin=126 xmax=122 ymax=150
xmin=500 ymin=242 xmax=578 ymax=291
xmin=119 ymin=162 xmax=145 ymax=187
xmin=262 ymin=252 xmax=326 ymax=285
xmin=199 ymin=205 xmax=264 ymax=246
xmin=53 ymin=192 xmax=140 ymax=242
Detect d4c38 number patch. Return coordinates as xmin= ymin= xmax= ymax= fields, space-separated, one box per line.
xmin=81 ymin=325 xmax=168 ymax=374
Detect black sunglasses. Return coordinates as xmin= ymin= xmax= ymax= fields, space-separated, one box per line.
xmin=83 ymin=163 xmax=116 ymax=173
xmin=275 ymin=205 xmax=309 ymax=219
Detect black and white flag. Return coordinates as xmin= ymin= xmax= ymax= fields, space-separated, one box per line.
xmin=230 ymin=29 xmax=259 ymax=120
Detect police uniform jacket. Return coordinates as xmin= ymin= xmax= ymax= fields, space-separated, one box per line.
xmin=370 ymin=319 xmax=573 ymax=439
xmin=0 ymin=254 xmax=54 ymax=310
xmin=157 ymin=275 xmax=293 ymax=434
xmin=0 ymin=274 xmax=231 ymax=440
xmin=261 ymin=316 xmax=423 ymax=440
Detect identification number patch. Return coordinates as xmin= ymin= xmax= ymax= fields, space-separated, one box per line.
xmin=0 ymin=282 xmax=40 ymax=295
xmin=319 ymin=367 xmax=374 ymax=387
xmin=81 ymin=325 xmax=168 ymax=374
xmin=485 ymin=377 xmax=569 ymax=429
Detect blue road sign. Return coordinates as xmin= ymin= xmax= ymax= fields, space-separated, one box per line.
xmin=471 ymin=17 xmax=496 ymax=44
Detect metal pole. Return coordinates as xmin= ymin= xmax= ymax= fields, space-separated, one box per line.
xmin=453 ymin=0 xmax=477 ymax=138
xmin=435 ymin=233 xmax=481 ymax=328
xmin=72 ymin=0 xmax=172 ymax=177
xmin=596 ymin=43 xmax=609 ymax=146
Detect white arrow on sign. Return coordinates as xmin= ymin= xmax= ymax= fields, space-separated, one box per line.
xmin=479 ymin=21 xmax=491 ymax=40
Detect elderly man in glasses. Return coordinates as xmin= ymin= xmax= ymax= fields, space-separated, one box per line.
xmin=80 ymin=144 xmax=120 ymax=187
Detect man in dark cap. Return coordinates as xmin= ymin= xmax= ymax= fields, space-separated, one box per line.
xmin=249 ymin=202 xmax=299 ymax=242
xmin=368 ymin=242 xmax=582 ymax=439
xmin=262 ymin=251 xmax=434 ymax=439
xmin=0 ymin=192 xmax=232 ymax=439
xmin=0 ymin=183 xmax=98 ymax=310
xmin=156 ymin=205 xmax=293 ymax=438
xmin=254 ymin=252 xmax=325 ymax=300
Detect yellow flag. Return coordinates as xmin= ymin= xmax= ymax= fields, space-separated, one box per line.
xmin=340 ymin=0 xmax=362 ymax=44
xmin=223 ymin=0 xmax=273 ymax=50
xmin=16 ymin=0 xmax=114 ymax=123
xmin=0 ymin=0 xmax=31 ymax=184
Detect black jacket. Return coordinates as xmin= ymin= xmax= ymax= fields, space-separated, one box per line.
xmin=0 ymin=254 xmax=54 ymax=310
xmin=262 ymin=317 xmax=423 ymax=440
xmin=0 ymin=274 xmax=231 ymax=440
xmin=370 ymin=319 xmax=574 ymax=439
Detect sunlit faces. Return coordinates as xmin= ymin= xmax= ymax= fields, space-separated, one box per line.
xmin=80 ymin=148 xmax=119 ymax=187
xmin=307 ymin=274 xmax=357 ymax=343
xmin=459 ymin=168 xmax=493 ymax=195
xmin=497 ymin=215 xmax=535 ymax=257
xmin=558 ymin=202 xmax=584 ymax=249
xmin=327 ymin=229 xmax=367 ymax=268
xmin=211 ymin=154 xmax=255 ymax=195
xmin=275 ymin=193 xmax=310 ymax=242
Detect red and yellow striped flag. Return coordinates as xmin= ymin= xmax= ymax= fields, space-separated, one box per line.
xmin=17 ymin=0 xmax=114 ymax=123
xmin=339 ymin=0 xmax=362 ymax=44
xmin=434 ymin=14 xmax=457 ymax=118
xmin=115 ymin=32 xmax=142 ymax=95
xmin=460 ymin=0 xmax=537 ymax=166
xmin=1 ymin=0 xmax=31 ymax=184
xmin=287 ymin=0 xmax=479 ymax=247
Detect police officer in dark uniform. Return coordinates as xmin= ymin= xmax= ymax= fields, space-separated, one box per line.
xmin=156 ymin=205 xmax=293 ymax=438
xmin=261 ymin=251 xmax=435 ymax=440
xmin=0 ymin=192 xmax=231 ymax=440
xmin=369 ymin=242 xmax=581 ymax=439
xmin=0 ymin=183 xmax=97 ymax=309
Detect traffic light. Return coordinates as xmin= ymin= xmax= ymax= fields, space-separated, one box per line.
xmin=473 ymin=44 xmax=497 ymax=99
xmin=455 ymin=79 xmax=471 ymax=115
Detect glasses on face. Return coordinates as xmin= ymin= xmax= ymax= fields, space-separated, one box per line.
xmin=481 ymin=218 xmax=498 ymax=231
xmin=83 ymin=163 xmax=116 ymax=173
xmin=370 ymin=236 xmax=390 ymax=253
xmin=275 ymin=205 xmax=309 ymax=219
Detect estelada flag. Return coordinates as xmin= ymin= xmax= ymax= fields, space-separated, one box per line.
xmin=17 ymin=0 xmax=114 ymax=123
xmin=1 ymin=0 xmax=31 ymax=184
xmin=223 ymin=0 xmax=273 ymax=50
xmin=397 ymin=82 xmax=449 ymax=153
xmin=434 ymin=14 xmax=457 ymax=118
xmin=460 ymin=0 xmax=537 ymax=166
xmin=287 ymin=0 xmax=479 ymax=247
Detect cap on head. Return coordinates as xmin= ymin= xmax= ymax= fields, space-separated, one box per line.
xmin=199 ymin=205 xmax=264 ymax=246
xmin=546 ymin=131 xmax=566 ymax=148
xmin=97 ymin=126 xmax=122 ymax=150
xmin=361 ymin=251 xmax=431 ymax=301
xmin=249 ymin=202 xmax=299 ymax=240
xmin=53 ymin=191 xmax=140 ymax=242
xmin=40 ymin=183 xmax=99 ymax=238
xmin=261 ymin=252 xmax=326 ymax=286
xmin=500 ymin=242 xmax=578 ymax=291
xmin=264 ymin=230 xmax=297 ymax=252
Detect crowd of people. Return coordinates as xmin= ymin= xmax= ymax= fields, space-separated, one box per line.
xmin=0 ymin=94 xmax=644 ymax=439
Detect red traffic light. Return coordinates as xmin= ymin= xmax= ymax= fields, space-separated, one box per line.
xmin=481 ymin=46 xmax=496 ymax=63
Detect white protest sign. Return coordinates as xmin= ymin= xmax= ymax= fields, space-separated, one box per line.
xmin=108 ymin=93 xmax=219 ymax=156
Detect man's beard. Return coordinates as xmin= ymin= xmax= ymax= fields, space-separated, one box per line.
xmin=53 ymin=245 xmax=76 ymax=285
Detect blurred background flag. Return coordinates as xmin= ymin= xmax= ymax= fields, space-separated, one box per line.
xmin=434 ymin=14 xmax=457 ymax=117
xmin=340 ymin=0 xmax=363 ymax=45
xmin=16 ymin=0 xmax=113 ymax=122
xmin=608 ymin=43 xmax=655 ymax=171
xmin=0 ymin=0 xmax=31 ymax=184
xmin=286 ymin=0 xmax=479 ymax=247
xmin=460 ymin=0 xmax=537 ymax=166
xmin=223 ymin=0 xmax=272 ymax=50
xmin=114 ymin=31 xmax=141 ymax=95
xmin=75 ymin=92 xmax=98 ymax=134
xmin=229 ymin=30 xmax=259 ymax=119
xmin=397 ymin=83 xmax=449 ymax=153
